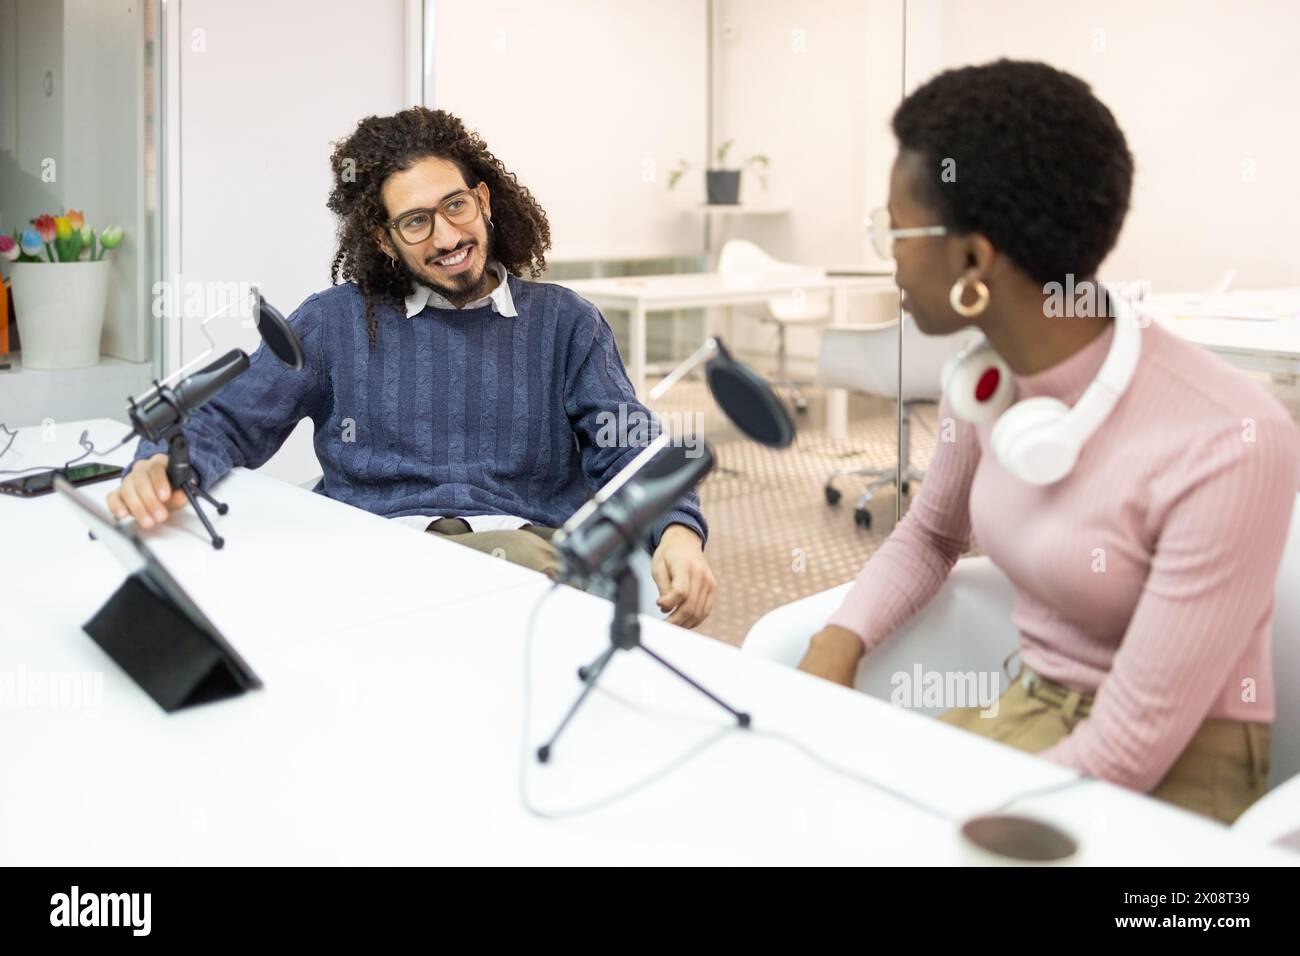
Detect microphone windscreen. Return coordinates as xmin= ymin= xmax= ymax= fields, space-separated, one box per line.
xmin=706 ymin=357 xmax=795 ymax=448
xmin=255 ymin=297 xmax=305 ymax=369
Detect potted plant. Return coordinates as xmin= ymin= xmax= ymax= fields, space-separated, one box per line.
xmin=667 ymin=140 xmax=769 ymax=206
xmin=1 ymin=210 xmax=123 ymax=370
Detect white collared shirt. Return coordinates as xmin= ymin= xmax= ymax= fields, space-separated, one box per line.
xmin=395 ymin=260 xmax=529 ymax=534
xmin=403 ymin=260 xmax=518 ymax=318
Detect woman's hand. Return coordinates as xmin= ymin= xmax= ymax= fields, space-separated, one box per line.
xmin=797 ymin=625 xmax=865 ymax=688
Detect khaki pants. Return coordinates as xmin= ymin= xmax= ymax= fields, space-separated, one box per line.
xmin=938 ymin=668 xmax=1271 ymax=824
xmin=424 ymin=517 xmax=561 ymax=580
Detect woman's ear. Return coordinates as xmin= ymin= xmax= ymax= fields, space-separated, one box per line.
xmin=949 ymin=232 xmax=996 ymax=281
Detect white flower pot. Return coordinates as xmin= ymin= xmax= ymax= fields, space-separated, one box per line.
xmin=8 ymin=260 xmax=111 ymax=370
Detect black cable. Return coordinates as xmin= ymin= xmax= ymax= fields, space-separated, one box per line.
xmin=0 ymin=422 xmax=16 ymax=464
xmin=589 ymin=681 xmax=955 ymax=821
xmin=521 ymin=580 xmax=1093 ymax=824
xmin=988 ymin=773 xmax=1094 ymax=813
xmin=0 ymin=423 xmax=135 ymax=476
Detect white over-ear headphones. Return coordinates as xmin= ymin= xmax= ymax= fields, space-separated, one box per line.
xmin=940 ymin=291 xmax=1142 ymax=485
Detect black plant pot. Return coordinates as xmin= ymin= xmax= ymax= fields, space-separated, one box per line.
xmin=706 ymin=170 xmax=741 ymax=205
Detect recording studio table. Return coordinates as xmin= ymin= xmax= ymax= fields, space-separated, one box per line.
xmin=1 ymin=420 xmax=1293 ymax=864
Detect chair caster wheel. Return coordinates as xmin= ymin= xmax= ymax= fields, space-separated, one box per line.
xmin=824 ymin=485 xmax=842 ymax=506
xmin=854 ymin=507 xmax=872 ymax=529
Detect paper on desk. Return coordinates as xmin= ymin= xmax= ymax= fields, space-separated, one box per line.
xmin=1154 ymin=292 xmax=1300 ymax=322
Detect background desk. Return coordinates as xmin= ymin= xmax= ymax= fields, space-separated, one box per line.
xmin=557 ymin=273 xmax=896 ymax=443
xmin=1148 ymin=289 xmax=1300 ymax=380
xmin=1 ymin=420 xmax=1291 ymax=864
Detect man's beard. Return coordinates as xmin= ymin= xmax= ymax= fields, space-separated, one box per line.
xmin=402 ymin=238 xmax=494 ymax=308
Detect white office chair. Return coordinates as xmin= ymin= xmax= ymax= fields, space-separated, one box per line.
xmin=1234 ymin=772 xmax=1300 ymax=850
xmin=716 ymin=239 xmax=830 ymax=413
xmin=818 ymin=318 xmax=971 ymax=529
xmin=744 ymin=492 xmax=1300 ymax=788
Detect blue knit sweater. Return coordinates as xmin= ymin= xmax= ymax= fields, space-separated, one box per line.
xmin=134 ymin=277 xmax=706 ymax=550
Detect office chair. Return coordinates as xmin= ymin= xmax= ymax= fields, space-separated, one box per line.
xmin=818 ymin=317 xmax=970 ymax=529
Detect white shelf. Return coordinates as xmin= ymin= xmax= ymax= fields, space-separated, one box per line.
xmin=0 ymin=354 xmax=153 ymax=428
xmin=696 ymin=204 xmax=790 ymax=215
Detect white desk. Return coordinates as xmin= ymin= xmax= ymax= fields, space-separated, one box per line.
xmin=558 ymin=272 xmax=896 ymax=442
xmin=1147 ymin=289 xmax=1300 ymax=379
xmin=1 ymin=419 xmax=1292 ymax=864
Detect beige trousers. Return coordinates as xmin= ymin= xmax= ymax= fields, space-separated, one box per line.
xmin=424 ymin=517 xmax=561 ymax=580
xmin=938 ymin=669 xmax=1271 ymax=824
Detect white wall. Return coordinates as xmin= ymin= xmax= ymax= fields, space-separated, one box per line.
xmin=433 ymin=0 xmax=707 ymax=263
xmin=170 ymin=0 xmax=408 ymax=483
xmin=714 ymin=0 xmax=898 ymax=373
xmin=715 ymin=0 xmax=872 ymax=267
xmin=907 ymin=0 xmax=1300 ymax=293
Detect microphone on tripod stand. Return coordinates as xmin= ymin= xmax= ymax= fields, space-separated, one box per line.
xmin=534 ymin=337 xmax=797 ymax=764
xmin=124 ymin=288 xmax=305 ymax=549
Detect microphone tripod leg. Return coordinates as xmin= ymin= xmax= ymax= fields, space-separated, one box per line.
xmin=638 ymin=643 xmax=751 ymax=728
xmin=193 ymin=485 xmax=230 ymax=516
xmin=181 ymin=482 xmax=225 ymax=550
xmin=535 ymin=643 xmax=616 ymax=765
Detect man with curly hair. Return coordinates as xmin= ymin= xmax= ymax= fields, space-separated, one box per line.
xmin=110 ymin=107 xmax=715 ymax=628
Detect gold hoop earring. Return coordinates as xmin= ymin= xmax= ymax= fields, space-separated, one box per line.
xmin=949 ymin=274 xmax=990 ymax=317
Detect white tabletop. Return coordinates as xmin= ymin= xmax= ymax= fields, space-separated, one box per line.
xmin=1 ymin=419 xmax=1292 ymax=864
xmin=1146 ymin=289 xmax=1300 ymax=374
xmin=558 ymin=271 xmax=893 ymax=310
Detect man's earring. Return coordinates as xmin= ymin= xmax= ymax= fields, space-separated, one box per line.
xmin=389 ymin=256 xmax=399 ymax=270
xmin=949 ymin=272 xmax=990 ymax=317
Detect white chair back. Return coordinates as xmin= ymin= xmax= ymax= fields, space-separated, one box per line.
xmin=817 ymin=317 xmax=972 ymax=402
xmin=1267 ymin=492 xmax=1300 ymax=788
xmin=718 ymin=239 xmax=830 ymax=322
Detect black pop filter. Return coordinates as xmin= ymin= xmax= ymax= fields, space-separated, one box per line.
xmin=253 ymin=290 xmax=304 ymax=370
xmin=705 ymin=339 xmax=795 ymax=448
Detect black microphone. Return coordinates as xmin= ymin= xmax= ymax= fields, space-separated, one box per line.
xmin=556 ymin=442 xmax=714 ymax=582
xmin=128 ymin=349 xmax=251 ymax=443
xmin=113 ymin=293 xmax=305 ymax=550
xmin=125 ymin=293 xmax=303 ymax=444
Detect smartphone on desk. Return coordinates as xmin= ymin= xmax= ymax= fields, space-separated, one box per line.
xmin=0 ymin=462 xmax=123 ymax=498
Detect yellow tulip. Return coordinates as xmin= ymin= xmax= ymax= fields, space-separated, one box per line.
xmin=54 ymin=216 xmax=72 ymax=240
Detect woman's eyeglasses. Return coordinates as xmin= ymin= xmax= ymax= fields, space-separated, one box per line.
xmin=386 ymin=185 xmax=485 ymax=245
xmin=866 ymin=206 xmax=947 ymax=260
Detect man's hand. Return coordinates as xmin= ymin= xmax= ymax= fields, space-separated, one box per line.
xmin=106 ymin=453 xmax=189 ymax=529
xmin=650 ymin=524 xmax=715 ymax=629
xmin=797 ymin=625 xmax=865 ymax=688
